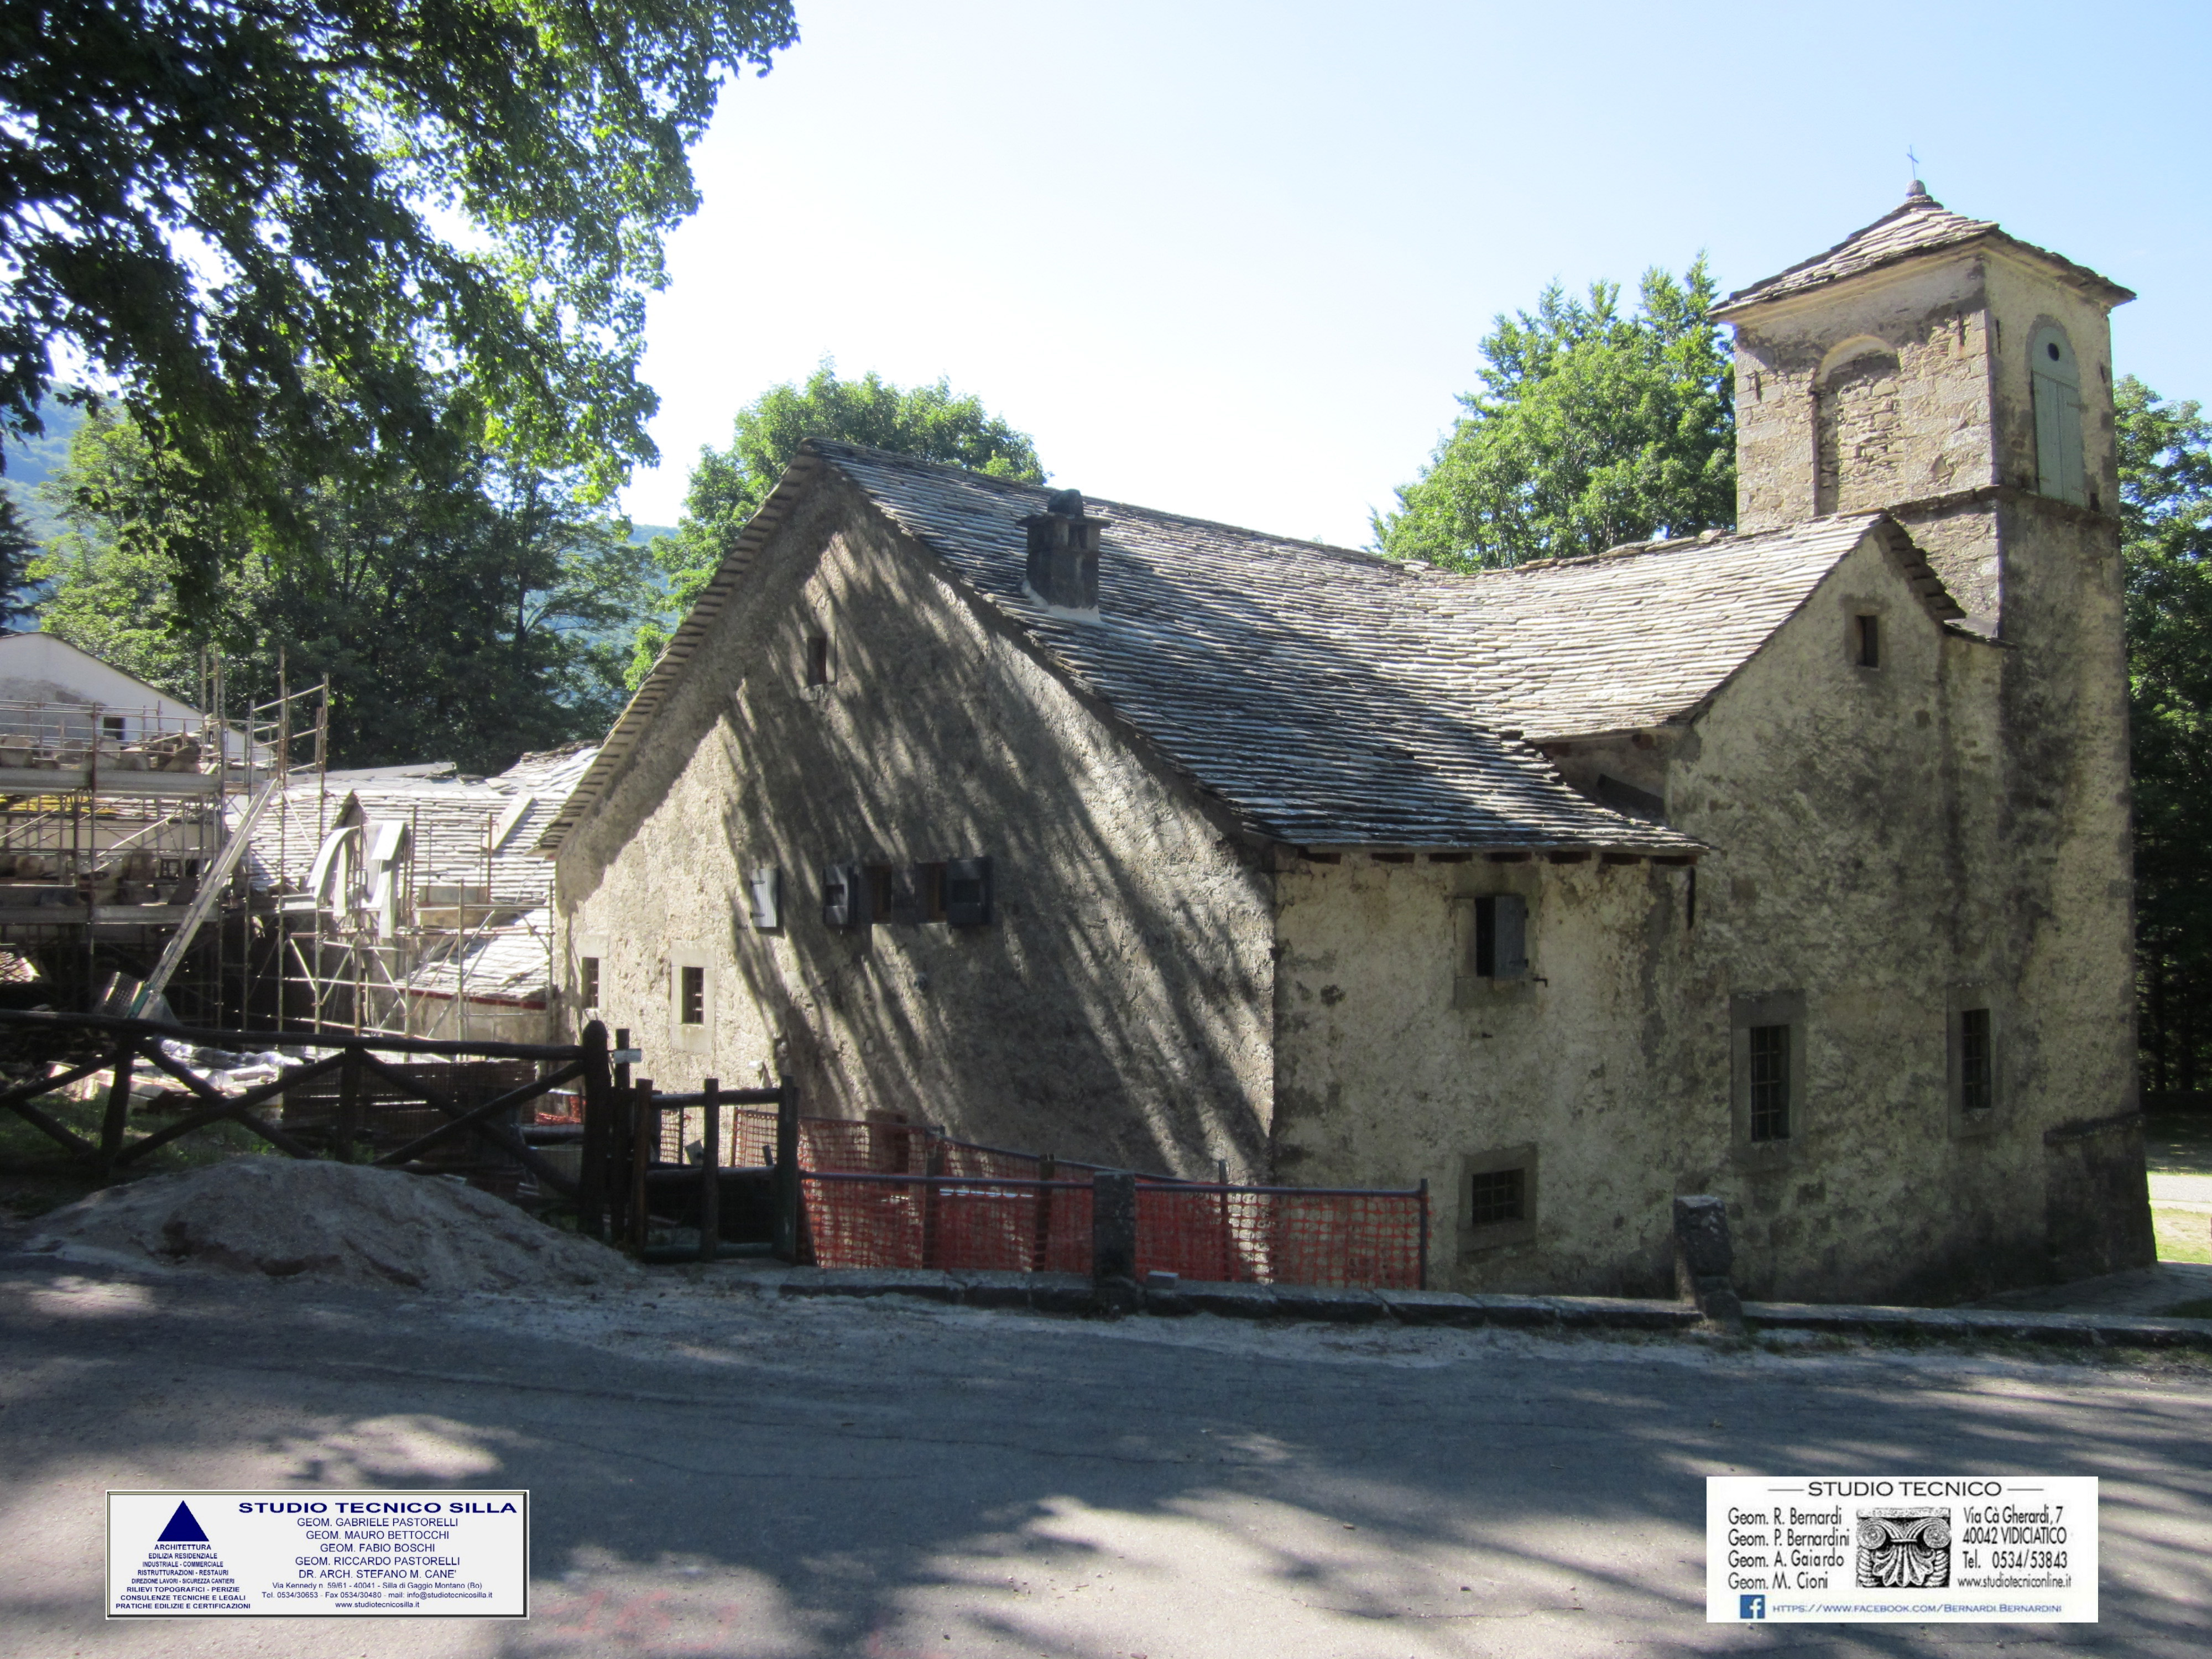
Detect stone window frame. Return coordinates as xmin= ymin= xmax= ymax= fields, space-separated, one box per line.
xmin=1730 ymin=990 xmax=1806 ymax=1169
xmin=1456 ymin=1142 xmax=1538 ymax=1256
xmin=1947 ymin=984 xmax=2001 ymax=1139
xmin=669 ymin=947 xmax=716 ymax=1055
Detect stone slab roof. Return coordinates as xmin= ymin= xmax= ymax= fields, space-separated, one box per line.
xmin=1420 ymin=515 xmax=1959 ymax=739
xmin=1717 ymin=187 xmax=2133 ymax=315
xmin=240 ymin=746 xmax=595 ymax=906
xmin=403 ymin=907 xmax=552 ymax=1004
xmin=542 ymin=445 xmax=1959 ymax=856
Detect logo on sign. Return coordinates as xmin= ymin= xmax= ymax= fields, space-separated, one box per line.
xmin=1740 ymin=1594 xmax=1766 ymax=1620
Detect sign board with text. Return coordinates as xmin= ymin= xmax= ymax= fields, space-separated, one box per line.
xmin=1707 ymin=1476 xmax=2095 ymax=1623
xmin=107 ymin=1490 xmax=528 ymax=1618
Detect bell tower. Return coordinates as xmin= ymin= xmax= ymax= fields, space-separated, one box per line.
xmin=1720 ymin=189 xmax=2147 ymax=1282
xmin=1714 ymin=183 xmax=2132 ymax=635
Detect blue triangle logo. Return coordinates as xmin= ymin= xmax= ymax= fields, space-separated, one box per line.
xmin=158 ymin=1502 xmax=208 ymax=1543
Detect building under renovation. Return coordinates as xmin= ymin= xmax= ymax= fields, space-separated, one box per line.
xmin=0 ymin=633 xmax=269 ymax=1019
xmin=0 ymin=630 xmax=592 ymax=1045
xmin=246 ymin=745 xmax=597 ymax=1044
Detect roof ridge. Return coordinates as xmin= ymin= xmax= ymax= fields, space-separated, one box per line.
xmin=1459 ymin=513 xmax=1886 ymax=577
xmin=809 ymin=439 xmax=1411 ymax=576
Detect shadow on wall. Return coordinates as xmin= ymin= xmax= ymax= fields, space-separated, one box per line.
xmin=560 ymin=478 xmax=1629 ymax=1183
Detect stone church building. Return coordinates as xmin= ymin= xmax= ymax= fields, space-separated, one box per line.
xmin=539 ymin=187 xmax=2152 ymax=1303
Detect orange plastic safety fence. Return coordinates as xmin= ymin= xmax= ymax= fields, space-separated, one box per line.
xmin=1133 ymin=1185 xmax=1425 ymax=1290
xmin=801 ymin=1174 xmax=1094 ymax=1274
xmin=797 ymin=1118 xmax=932 ymax=1175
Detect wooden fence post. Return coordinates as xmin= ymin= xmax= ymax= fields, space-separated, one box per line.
xmin=698 ymin=1077 xmax=720 ymax=1264
xmin=628 ymin=1079 xmax=654 ymax=1253
xmin=336 ymin=1045 xmax=366 ymax=1162
xmin=773 ymin=1072 xmax=800 ymax=1263
xmin=1417 ymin=1177 xmax=1430 ymax=1291
xmin=1093 ymin=1170 xmax=1138 ymax=1286
xmin=1033 ymin=1153 xmax=1056 ymax=1272
xmin=607 ymin=1029 xmax=634 ymax=1243
xmin=99 ymin=1034 xmax=135 ymax=1183
xmin=577 ymin=1020 xmax=609 ymax=1238
xmin=920 ymin=1132 xmax=945 ymax=1269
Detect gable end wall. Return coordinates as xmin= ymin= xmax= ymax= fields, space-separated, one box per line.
xmin=552 ymin=478 xmax=1276 ymax=1176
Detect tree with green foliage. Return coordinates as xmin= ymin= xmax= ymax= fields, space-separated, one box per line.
xmin=2119 ymin=376 xmax=2212 ymax=1094
xmin=630 ymin=364 xmax=1045 ymax=684
xmin=36 ymin=405 xmax=654 ymax=773
xmin=1375 ymin=262 xmax=1735 ymax=567
xmin=1 ymin=0 xmax=797 ymax=614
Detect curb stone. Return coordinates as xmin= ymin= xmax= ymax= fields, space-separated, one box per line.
xmin=749 ymin=1268 xmax=2212 ymax=1349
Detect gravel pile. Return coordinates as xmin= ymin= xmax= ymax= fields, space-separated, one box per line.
xmin=28 ymin=1156 xmax=639 ymax=1292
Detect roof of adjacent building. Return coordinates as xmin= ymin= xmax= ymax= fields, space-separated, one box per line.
xmin=538 ymin=444 xmax=1955 ymax=857
xmin=1717 ymin=186 xmax=2134 ymax=315
xmin=240 ymin=745 xmax=596 ymax=907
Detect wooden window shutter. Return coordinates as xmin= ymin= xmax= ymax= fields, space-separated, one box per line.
xmin=2031 ymin=327 xmax=2086 ymax=507
xmin=1493 ymin=894 xmax=1528 ymax=979
xmin=747 ymin=866 xmax=781 ymax=930
xmin=944 ymin=857 xmax=993 ymax=927
xmin=822 ymin=863 xmax=863 ymax=929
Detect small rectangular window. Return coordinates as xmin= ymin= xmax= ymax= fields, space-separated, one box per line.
xmin=1855 ymin=614 xmax=1880 ymax=668
xmin=1960 ymin=1006 xmax=1992 ymax=1114
xmin=920 ymin=862 xmax=947 ymax=922
xmin=101 ymin=716 xmax=126 ymax=740
xmin=1748 ymin=1024 xmax=1791 ymax=1141
xmin=865 ymin=864 xmax=895 ymax=925
xmin=679 ymin=964 xmax=705 ymax=1026
xmin=805 ymin=634 xmax=831 ymax=687
xmin=1467 ymin=1166 xmax=1525 ymax=1228
xmin=1456 ymin=1144 xmax=1538 ymax=1251
xmin=580 ymin=956 xmax=601 ymax=1009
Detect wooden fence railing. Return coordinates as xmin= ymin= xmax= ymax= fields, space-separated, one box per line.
xmin=0 ymin=1008 xmax=612 ymax=1200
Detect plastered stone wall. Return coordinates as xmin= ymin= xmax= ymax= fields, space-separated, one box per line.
xmin=553 ymin=479 xmax=1276 ymax=1176
xmin=1276 ymin=521 xmax=2139 ymax=1303
xmin=1273 ymin=851 xmax=1705 ymax=1297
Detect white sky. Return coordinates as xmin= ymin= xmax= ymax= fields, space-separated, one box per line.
xmin=618 ymin=0 xmax=2212 ymax=547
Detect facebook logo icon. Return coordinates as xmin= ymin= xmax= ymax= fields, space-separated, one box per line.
xmin=1740 ymin=1594 xmax=1766 ymax=1620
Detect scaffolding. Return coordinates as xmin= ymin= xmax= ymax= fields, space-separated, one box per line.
xmin=268 ymin=751 xmax=560 ymax=1047
xmin=0 ymin=656 xmax=261 ymax=1019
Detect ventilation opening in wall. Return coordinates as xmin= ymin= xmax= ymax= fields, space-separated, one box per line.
xmin=805 ymin=633 xmax=831 ymax=687
xmin=580 ymin=956 xmax=601 ymax=1009
xmin=1960 ymin=1006 xmax=1993 ymax=1113
xmin=1855 ymin=613 xmax=1881 ymax=669
xmin=680 ymin=964 xmax=705 ymax=1026
xmin=101 ymin=716 xmax=125 ymax=741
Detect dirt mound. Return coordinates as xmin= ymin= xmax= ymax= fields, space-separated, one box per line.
xmin=27 ymin=1157 xmax=640 ymax=1293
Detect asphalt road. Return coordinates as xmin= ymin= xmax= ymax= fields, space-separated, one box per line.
xmin=2 ymin=1259 xmax=2206 ymax=1658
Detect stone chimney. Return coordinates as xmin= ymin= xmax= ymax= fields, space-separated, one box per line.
xmin=1021 ymin=488 xmax=1103 ymax=617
